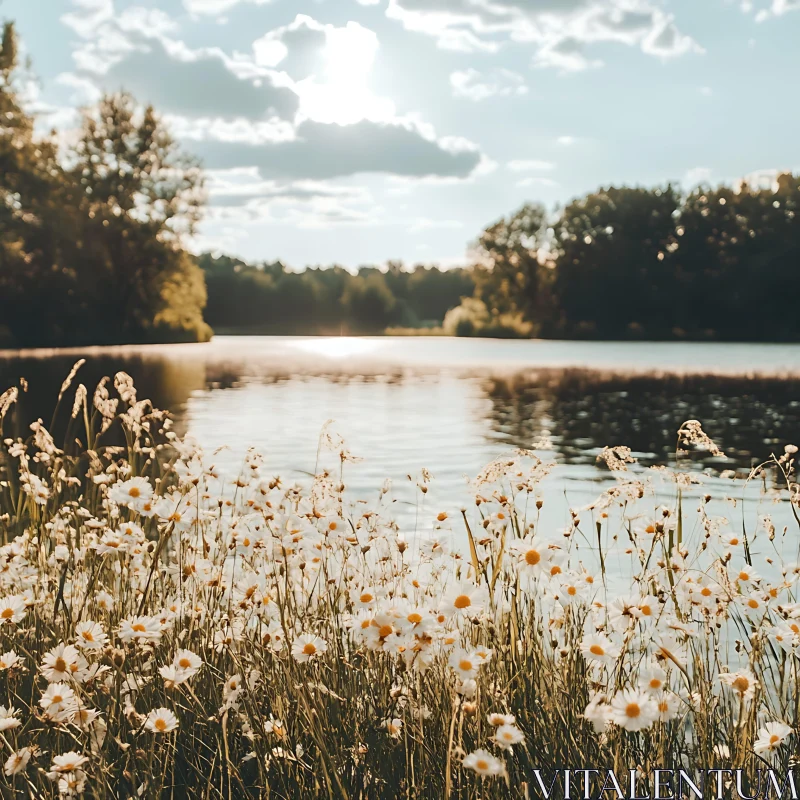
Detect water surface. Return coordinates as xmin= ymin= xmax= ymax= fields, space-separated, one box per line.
xmin=2 ymin=336 xmax=799 ymax=542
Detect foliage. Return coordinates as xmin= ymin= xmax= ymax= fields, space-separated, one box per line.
xmin=0 ymin=372 xmax=799 ymax=797
xmin=476 ymin=178 xmax=800 ymax=341
xmin=0 ymin=23 xmax=210 ymax=348
xmin=199 ymin=254 xmax=475 ymax=335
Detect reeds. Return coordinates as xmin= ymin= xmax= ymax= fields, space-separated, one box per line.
xmin=0 ymin=368 xmax=798 ymax=798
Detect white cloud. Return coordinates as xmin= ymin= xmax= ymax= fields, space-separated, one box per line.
xmin=384 ymin=0 xmax=702 ymax=70
xmin=683 ymin=167 xmax=712 ymax=187
xmin=506 ymin=160 xmax=555 ymax=172
xmin=747 ymin=0 xmax=800 ymax=20
xmin=56 ymin=3 xmax=489 ymax=191
xmin=450 ymin=68 xmax=528 ymax=101
xmin=516 ymin=177 xmax=559 ymax=188
xmin=183 ymin=0 xmax=273 ymax=15
xmin=254 ymin=15 xmax=395 ymax=125
xmin=557 ymin=135 xmax=576 ymax=146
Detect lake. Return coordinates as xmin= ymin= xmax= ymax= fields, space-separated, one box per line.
xmin=2 ymin=336 xmax=800 ymax=543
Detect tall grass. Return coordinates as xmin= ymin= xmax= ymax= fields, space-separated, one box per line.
xmin=0 ymin=368 xmax=798 ymax=798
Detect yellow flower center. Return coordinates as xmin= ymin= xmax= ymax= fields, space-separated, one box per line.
xmin=378 ymin=625 xmax=393 ymax=639
xmin=302 ymin=642 xmax=317 ymax=656
xmin=459 ymin=660 xmax=473 ymax=672
xmin=360 ymin=593 xmax=373 ymax=603
xmin=128 ymin=487 xmax=141 ymax=498
xmin=132 ymin=623 xmax=146 ymax=633
xmin=1 ymin=609 xmax=13 ymax=619
xmin=155 ymin=718 xmax=168 ymax=732
xmin=178 ymin=658 xmax=191 ymax=669
xmin=54 ymin=658 xmax=67 ymax=673
xmin=589 ymin=644 xmax=604 ymax=656
xmin=453 ymin=595 xmax=471 ymax=610
xmin=407 ymin=613 xmax=422 ymax=625
xmin=625 ymin=703 xmax=641 ymax=718
xmin=476 ymin=759 xmax=489 ymax=771
xmin=732 ymin=676 xmax=750 ymax=693
xmin=525 ymin=550 xmax=540 ymax=566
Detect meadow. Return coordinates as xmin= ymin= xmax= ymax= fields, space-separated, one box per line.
xmin=0 ymin=365 xmax=799 ymax=798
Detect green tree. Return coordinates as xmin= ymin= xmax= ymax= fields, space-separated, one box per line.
xmin=0 ymin=22 xmax=79 ymax=346
xmin=551 ymin=186 xmax=681 ymax=338
xmin=67 ymin=92 xmax=210 ymax=343
xmin=472 ymin=203 xmax=550 ymax=333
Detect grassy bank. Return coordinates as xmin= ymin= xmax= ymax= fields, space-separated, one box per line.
xmin=0 ymin=370 xmax=798 ymax=797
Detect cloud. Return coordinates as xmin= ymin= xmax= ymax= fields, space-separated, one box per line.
xmin=253 ymin=15 xmax=395 ymax=125
xmin=57 ymin=3 xmax=487 ymax=187
xmin=683 ymin=167 xmax=712 ymax=187
xmin=747 ymin=0 xmax=800 ymax=20
xmin=450 ymin=68 xmax=528 ymax=101
xmin=384 ymin=0 xmax=701 ymax=70
xmin=96 ymin=39 xmax=299 ymax=121
xmin=516 ymin=176 xmax=559 ymax=188
xmin=183 ymin=0 xmax=273 ymax=15
xmin=191 ymin=118 xmax=483 ymax=180
xmin=507 ymin=160 xmax=555 ymax=171
xmin=556 ymin=135 xmax=576 ymax=146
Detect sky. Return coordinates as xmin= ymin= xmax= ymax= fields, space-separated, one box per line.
xmin=2 ymin=0 xmax=799 ymax=269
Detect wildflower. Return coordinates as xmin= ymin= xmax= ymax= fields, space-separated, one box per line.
xmin=39 ymin=683 xmax=77 ymax=716
xmin=4 ymin=747 xmax=32 ymax=777
xmin=493 ymin=723 xmax=525 ymax=750
xmin=41 ymin=643 xmax=80 ymax=683
xmin=75 ymin=621 xmax=108 ymax=651
xmin=441 ymin=582 xmax=489 ymax=618
xmin=754 ymin=722 xmax=792 ymax=754
xmin=49 ymin=752 xmax=88 ymax=774
xmin=0 ymin=650 xmax=21 ymax=670
xmin=108 ymin=476 xmax=154 ymax=512
xmin=733 ymin=563 xmax=760 ymax=585
xmin=462 ymin=749 xmax=506 ymax=778
xmin=638 ymin=664 xmax=668 ymax=694
xmin=448 ymin=648 xmax=481 ymax=680
xmin=488 ymin=712 xmax=516 ymax=727
xmin=292 ymin=634 xmax=328 ymax=663
xmin=653 ymin=692 xmax=681 ymax=722
xmin=609 ymin=688 xmax=658 ymax=732
xmin=0 ymin=595 xmax=26 ymax=625
xmin=173 ymin=649 xmax=203 ymax=676
xmin=0 ymin=706 xmax=20 ymax=731
xmin=580 ymin=632 xmax=620 ymax=664
xmin=511 ymin=535 xmax=551 ymax=577
xmin=584 ymin=694 xmax=611 ymax=733
xmin=145 ymin=708 xmax=179 ymax=734
xmin=383 ymin=718 xmax=403 ymax=738
xmin=118 ymin=615 xmax=162 ymax=643
xmin=719 ymin=669 xmax=758 ymax=701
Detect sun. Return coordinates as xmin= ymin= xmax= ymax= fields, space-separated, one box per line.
xmin=296 ymin=22 xmax=395 ymax=126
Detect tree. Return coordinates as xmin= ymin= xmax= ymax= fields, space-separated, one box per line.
xmin=472 ymin=203 xmax=550 ymax=333
xmin=0 ymin=22 xmax=79 ymax=346
xmin=551 ymin=186 xmax=681 ymax=338
xmin=67 ymin=92 xmax=210 ymax=343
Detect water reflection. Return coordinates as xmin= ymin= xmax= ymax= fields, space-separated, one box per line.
xmin=1 ymin=338 xmax=799 ymax=510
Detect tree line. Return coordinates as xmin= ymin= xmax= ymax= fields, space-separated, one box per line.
xmin=468 ymin=177 xmax=800 ymax=341
xmin=199 ymin=254 xmax=475 ymax=335
xmin=0 ymin=22 xmax=210 ymax=348
xmin=3 ymin=19 xmax=800 ymax=347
